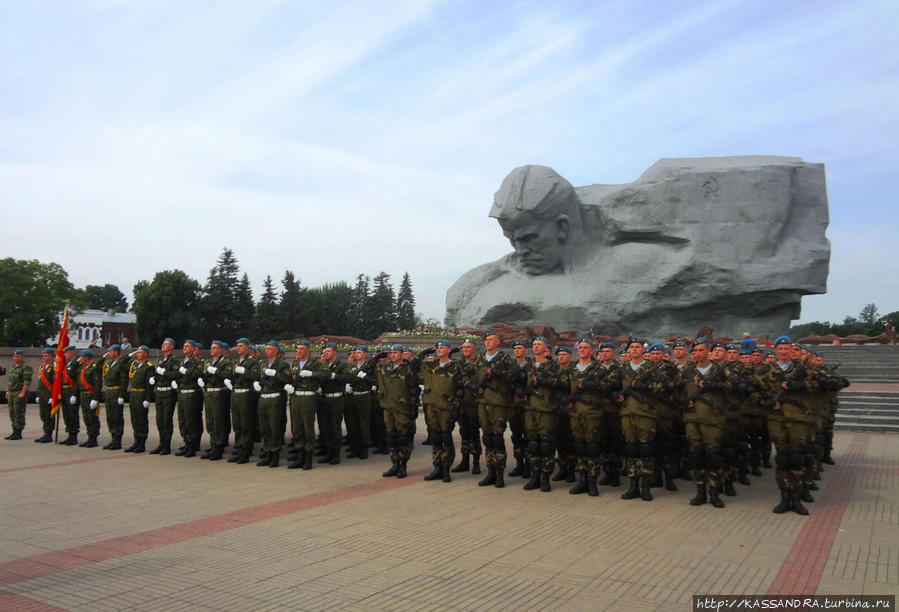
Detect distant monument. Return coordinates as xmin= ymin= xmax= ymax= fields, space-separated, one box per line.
xmin=445 ymin=156 xmax=830 ymax=338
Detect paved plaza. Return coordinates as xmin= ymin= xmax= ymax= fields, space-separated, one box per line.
xmin=0 ymin=404 xmax=897 ymax=611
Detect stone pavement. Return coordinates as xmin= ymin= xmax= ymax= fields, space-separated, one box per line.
xmin=0 ymin=405 xmax=897 ymax=611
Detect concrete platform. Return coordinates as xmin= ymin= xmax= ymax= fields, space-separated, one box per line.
xmin=0 ymin=405 xmax=897 ymax=611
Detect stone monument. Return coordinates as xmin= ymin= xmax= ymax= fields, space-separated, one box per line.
xmin=445 ymin=156 xmax=830 ymax=338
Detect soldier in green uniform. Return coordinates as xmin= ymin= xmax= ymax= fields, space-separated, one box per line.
xmin=619 ymin=338 xmax=660 ymax=501
xmin=5 ymin=349 xmax=32 ymax=440
xmin=173 ymin=340 xmax=204 ymax=457
xmin=377 ymin=344 xmax=420 ymax=479
xmin=124 ymin=345 xmax=154 ymax=453
xmin=521 ymin=336 xmax=559 ymax=492
xmin=369 ymin=347 xmax=389 ymax=456
xmin=285 ymin=340 xmax=327 ymax=470
xmin=35 ymin=348 xmax=55 ymax=443
xmin=100 ymin=344 xmax=130 ymax=450
xmin=199 ymin=340 xmax=233 ymax=460
xmin=469 ymin=331 xmax=516 ymax=488
xmin=61 ymin=346 xmax=81 ymax=446
xmin=148 ymin=338 xmax=178 ymax=455
xmin=420 ymin=340 xmax=463 ymax=483
xmin=509 ymin=340 xmax=532 ymax=479
xmin=452 ymin=339 xmax=482 ymax=475
xmin=594 ymin=342 xmax=624 ymax=488
xmin=253 ymin=340 xmax=291 ymax=468
xmin=318 ymin=342 xmax=350 ymax=465
xmin=815 ymin=357 xmax=848 ymax=466
xmin=644 ymin=343 xmax=680 ymax=491
xmin=552 ymin=345 xmax=577 ymax=483
xmin=227 ymin=338 xmax=261 ymax=464
xmin=345 ymin=345 xmax=374 ymax=460
xmin=567 ymin=339 xmax=605 ymax=496
xmin=77 ymin=350 xmax=103 ymax=447
xmin=680 ymin=339 xmax=726 ymax=508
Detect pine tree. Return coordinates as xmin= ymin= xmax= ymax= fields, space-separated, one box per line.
xmin=253 ymin=275 xmax=280 ymax=340
xmin=369 ymin=272 xmax=396 ymax=336
xmin=349 ymin=274 xmax=372 ymax=338
xmin=201 ymin=247 xmax=243 ymax=343
xmin=234 ymin=273 xmax=255 ymax=336
xmin=395 ymin=272 xmax=415 ymax=330
xmin=279 ymin=270 xmax=304 ymax=337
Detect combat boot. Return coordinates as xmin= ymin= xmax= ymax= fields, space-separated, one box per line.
xmin=737 ymin=470 xmax=751 ymax=486
xmin=751 ymin=465 xmax=763 ymax=476
xmin=708 ymin=486 xmax=725 ymax=508
xmin=664 ymin=471 xmax=678 ymax=491
xmin=235 ymin=447 xmax=250 ymax=464
xmin=102 ymin=438 xmax=113 ymax=449
xmin=596 ymin=468 xmax=613 ymax=486
xmin=551 ymin=463 xmax=567 ymax=481
xmin=345 ymin=446 xmax=359 ymax=458
xmin=520 ymin=459 xmax=531 ymax=479
xmin=287 ymin=452 xmax=305 ymax=469
xmin=269 ymin=452 xmax=280 ymax=468
xmin=317 ymin=450 xmax=332 ymax=463
xmin=508 ymin=458 xmax=524 ymax=478
xmin=494 ymin=469 xmax=504 ymax=488
xmin=201 ymin=446 xmax=214 ymax=459
xmin=109 ymin=435 xmax=122 ymax=450
xmin=382 ymin=462 xmax=399 ymax=477
xmin=588 ymin=474 xmax=599 ymax=497
xmin=762 ymin=455 xmax=772 ymax=469
xmin=621 ymin=477 xmax=640 ymax=500
xmin=441 ymin=464 xmax=452 ymax=483
xmin=451 ymin=453 xmax=470 ymax=473
xmin=328 ymin=449 xmax=340 ymax=464
xmin=149 ymin=440 xmax=164 ymax=454
xmin=640 ymin=477 xmax=653 ymax=501
xmin=807 ymin=480 xmax=819 ymax=491
xmin=478 ymin=467 xmax=497 ymax=487
xmin=174 ymin=443 xmax=189 ymax=456
xmin=790 ymin=492 xmax=809 ymax=516
xmin=9 ymin=429 xmax=22 ymax=440
xmin=160 ymin=437 xmax=171 ymax=456
xmin=649 ymin=467 xmax=663 ymax=488
xmin=823 ymin=453 xmax=835 ymax=465
xmin=302 ymin=453 xmax=312 ymax=470
xmin=209 ymin=445 xmax=224 ymax=461
xmin=772 ymin=489 xmax=791 ymax=514
xmin=3 ymin=431 xmax=14 ymax=440
xmin=227 ymin=449 xmax=241 ymax=462
xmin=396 ymin=461 xmax=408 ymax=478
xmin=357 ymin=446 xmax=368 ymax=459
xmin=523 ymin=470 xmax=541 ymax=491
xmin=471 ymin=454 xmax=481 ymax=475
xmin=798 ymin=487 xmax=815 ymax=503
xmin=540 ymin=471 xmax=551 ymax=492
xmin=424 ymin=464 xmax=442 ymax=481
xmin=132 ymin=438 xmax=146 ymax=454
xmin=183 ymin=441 xmax=197 ymax=457
xmin=723 ymin=479 xmax=736 ymax=497
xmin=689 ymin=485 xmax=707 ymax=506
xmin=63 ymin=433 xmax=78 ymax=446
xmin=569 ymin=471 xmax=588 ymax=495
xmin=124 ymin=439 xmax=138 ymax=452
xmin=84 ymin=435 xmax=98 ymax=448
xmin=35 ymin=433 xmax=52 ymax=443
xmin=566 ymin=465 xmax=577 ymax=483
xmin=256 ymin=451 xmax=271 ymax=466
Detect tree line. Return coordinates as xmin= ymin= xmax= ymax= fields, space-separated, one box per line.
xmin=788 ymin=303 xmax=898 ymax=338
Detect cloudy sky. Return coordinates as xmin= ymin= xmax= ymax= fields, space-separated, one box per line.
xmin=1 ymin=0 xmax=897 ymax=326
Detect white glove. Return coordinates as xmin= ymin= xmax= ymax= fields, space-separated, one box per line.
xmin=264 ymin=368 xmax=276 ymax=377
xmin=117 ymin=397 xmax=124 ymax=405
xmin=149 ymin=377 xmax=155 ymax=386
xmin=330 ymin=372 xmax=336 ymax=380
xmin=48 ymin=397 xmax=53 ymax=405
xmin=252 ymin=381 xmax=262 ymax=392
xmin=235 ymin=366 xmax=245 ymax=374
xmin=356 ymin=371 xmax=367 ymax=379
xmin=371 ymin=385 xmax=377 ymax=392
xmin=142 ymin=400 xmax=150 ymax=408
xmin=156 ymin=366 xmax=165 ymax=375
xmin=206 ymin=366 xmax=217 ymax=374
xmin=171 ymin=380 xmax=178 ymax=390
xmin=89 ymin=399 xmax=98 ymax=409
xmin=345 ymin=383 xmax=353 ymax=394
xmin=299 ymin=369 xmax=313 ymax=378
xmin=197 ymin=378 xmax=205 ymax=388
xmin=178 ymin=366 xmax=187 ymax=375
xmin=224 ymin=379 xmax=233 ymax=390
xmin=69 ymin=395 xmax=77 ymax=405
xmin=284 ymin=384 xmax=295 ymax=395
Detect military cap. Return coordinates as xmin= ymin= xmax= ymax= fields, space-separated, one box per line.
xmin=751 ymin=348 xmax=763 ymax=354
xmin=599 ymin=342 xmax=616 ymax=350
xmin=435 ymin=339 xmax=451 ymax=348
xmin=108 ymin=344 xmax=121 ymax=351
xmin=774 ymin=335 xmax=791 ymax=346
xmin=12 ymin=349 xmax=24 ymax=355
xmin=236 ymin=337 xmax=251 ymax=345
xmin=648 ymin=342 xmax=666 ymax=352
xmin=555 ymin=345 xmax=573 ymax=355
xmin=710 ymin=342 xmax=726 ymax=350
xmin=211 ymin=340 xmax=227 ymax=349
xmin=461 ymin=339 xmax=476 ymax=347
xmin=483 ymin=331 xmax=498 ymax=340
xmin=532 ymin=335 xmax=548 ymax=345
xmin=673 ymin=340 xmax=688 ymax=348
xmin=626 ymin=336 xmax=643 ymax=347
xmin=739 ymin=348 xmax=752 ymax=355
xmin=389 ymin=343 xmax=404 ymax=351
xmin=195 ymin=342 xmax=204 ymax=350
xmin=726 ymin=344 xmax=739 ymax=351
xmin=163 ymin=337 xmax=176 ymax=346
xmin=41 ymin=348 xmax=54 ymax=354
xmin=692 ymin=337 xmax=710 ymax=347
xmin=265 ymin=340 xmax=281 ymax=350
xmin=64 ymin=345 xmax=76 ymax=352
xmin=80 ymin=349 xmax=94 ymax=357
xmin=138 ymin=345 xmax=150 ymax=352
xmin=324 ymin=342 xmax=338 ymax=349
xmin=577 ymin=337 xmax=593 ymax=346
xmin=512 ymin=339 xmax=526 ymax=348
xmin=184 ymin=339 xmax=198 ymax=347
xmin=356 ymin=345 xmax=369 ymax=353
xmin=297 ymin=340 xmax=311 ymax=347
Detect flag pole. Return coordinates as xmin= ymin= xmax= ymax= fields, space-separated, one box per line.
xmin=52 ymin=300 xmax=70 ymax=444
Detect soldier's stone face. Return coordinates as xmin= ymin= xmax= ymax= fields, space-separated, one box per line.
xmin=691 ymin=345 xmax=709 ymax=363
xmin=65 ymin=350 xmax=76 ymax=361
xmin=236 ymin=343 xmax=248 ymax=357
xmin=136 ymin=349 xmax=148 ymax=361
xmin=436 ymin=345 xmax=450 ymax=359
xmin=599 ymin=347 xmax=615 ymax=362
xmin=710 ymin=346 xmax=726 ymax=362
xmin=41 ymin=353 xmax=52 ymax=364
xmin=210 ymin=345 xmax=221 ymax=359
xmin=182 ymin=344 xmax=192 ymax=356
xmin=648 ymin=350 xmax=664 ymax=363
xmin=739 ymin=354 xmax=751 ymax=365
xmin=726 ymin=349 xmax=739 ymax=362
xmin=532 ymin=340 xmax=549 ymax=357
xmin=389 ymin=350 xmax=403 ymax=364
xmin=750 ymin=352 xmax=763 ymax=366
xmin=499 ymin=214 xmax=568 ymax=276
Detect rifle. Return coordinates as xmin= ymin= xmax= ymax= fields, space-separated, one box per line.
xmin=622 ymin=362 xmax=664 ymax=404
xmin=686 ymin=362 xmax=726 ymax=407
xmin=773 ymin=362 xmax=806 ymax=409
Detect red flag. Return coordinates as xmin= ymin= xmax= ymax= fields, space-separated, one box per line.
xmin=51 ymin=304 xmax=70 ymax=417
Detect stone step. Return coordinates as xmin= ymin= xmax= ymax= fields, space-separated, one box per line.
xmin=835 ymin=421 xmax=899 ymax=432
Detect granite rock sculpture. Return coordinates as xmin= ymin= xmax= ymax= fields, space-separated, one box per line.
xmin=445 ymin=156 xmax=830 ymax=338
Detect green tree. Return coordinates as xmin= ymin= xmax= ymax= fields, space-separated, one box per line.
xmin=279 ymin=270 xmax=305 ymax=337
xmin=132 ymin=270 xmax=202 ymax=346
xmin=348 ymin=274 xmax=372 ymax=338
xmin=234 ymin=273 xmax=255 ymax=337
xmin=395 ymin=272 xmax=415 ymax=330
xmin=200 ymin=248 xmax=245 ymax=343
xmin=0 ymin=258 xmax=77 ymax=346
xmin=368 ymin=271 xmax=396 ymax=336
xmin=81 ymin=283 xmax=128 ymax=311
xmin=253 ymin=275 xmax=280 ymax=340
xmin=304 ymin=282 xmax=353 ymax=337
xmin=859 ymin=303 xmax=880 ymax=325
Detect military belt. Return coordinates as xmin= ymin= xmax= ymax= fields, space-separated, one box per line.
xmin=233 ymin=388 xmax=250 ymax=394
xmin=178 ymin=389 xmax=197 ymax=394
xmin=205 ymin=387 xmax=224 ymax=392
xmin=293 ymin=390 xmax=315 ymax=396
xmin=63 ymin=385 xmax=74 ymax=389
xmin=155 ymin=387 xmax=172 ymax=393
xmin=324 ymin=392 xmax=342 ymax=398
xmin=353 ymin=391 xmax=370 ymax=396
xmin=106 ymin=386 xmax=120 ymax=390
xmin=260 ymin=392 xmax=281 ymax=399
xmin=129 ymin=388 xmax=146 ymax=392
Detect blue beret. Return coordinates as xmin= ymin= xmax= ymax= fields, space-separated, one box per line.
xmin=739 ymin=348 xmax=752 ymax=355
xmin=435 ymin=340 xmax=450 ymax=348
xmin=751 ymin=348 xmax=763 ymax=354
xmin=236 ymin=337 xmax=251 ymax=345
xmin=726 ymin=344 xmax=739 ymax=351
xmin=13 ymin=349 xmax=24 ymax=355
xmin=554 ymin=345 xmax=573 ymax=355
xmin=184 ymin=339 xmax=198 ymax=347
xmin=163 ymin=337 xmax=176 ymax=346
xmin=774 ymin=336 xmax=791 ymax=346
xmin=41 ymin=348 xmax=54 ymax=354
xmin=249 ymin=345 xmax=258 ymax=352
xmin=356 ymin=345 xmax=369 ymax=353
xmin=600 ymin=342 xmax=616 ymax=350
xmin=265 ymin=340 xmax=280 ymax=350
xmin=626 ymin=337 xmax=643 ymax=347
xmin=673 ymin=341 xmax=688 ymax=348
xmin=532 ymin=336 xmax=548 ymax=345
xmin=324 ymin=342 xmax=338 ymax=349
xmin=196 ymin=342 xmax=204 ymax=350
xmin=577 ymin=338 xmax=593 ymax=346
xmin=483 ymin=331 xmax=498 ymax=340
xmin=211 ymin=340 xmax=226 ymax=349
xmin=108 ymin=344 xmax=121 ymax=351
xmin=80 ymin=350 xmax=93 ymax=357
xmin=693 ymin=337 xmax=709 ymax=347
xmin=138 ymin=345 xmax=150 ymax=352
xmin=710 ymin=342 xmax=726 ymax=350
xmin=390 ymin=344 xmax=404 ymax=351
xmin=64 ymin=345 xmax=76 ymax=352
xmin=512 ymin=340 xmax=526 ymax=348
xmin=649 ymin=342 xmax=666 ymax=352
xmin=297 ymin=340 xmax=311 ymax=347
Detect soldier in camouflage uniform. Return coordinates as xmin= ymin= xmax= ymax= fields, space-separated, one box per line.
xmin=199 ymin=340 xmax=233 ymax=460
xmin=471 ymin=331 xmax=516 ymax=488
xmin=619 ymin=339 xmax=660 ymax=501
xmin=77 ymin=350 xmax=103 ymax=447
xmin=421 ymin=340 xmax=464 ymax=483
xmin=508 ymin=340 xmax=531 ymax=479
xmin=286 ymin=340 xmax=328 ymax=470
xmin=35 ymin=348 xmax=55 ymax=443
xmin=5 ymin=349 xmax=32 ymax=440
xmin=378 ymin=344 xmax=421 ymax=479
xmin=717 ymin=344 xmax=745 ymax=496
xmin=452 ymin=339 xmax=482 ymax=475
xmin=594 ymin=342 xmax=623 ymax=487
xmin=567 ymin=339 xmax=605 ymax=497
xmin=100 ymin=344 xmax=130 ymax=450
xmin=646 ymin=343 xmax=680 ymax=492
xmin=815 ymin=356 xmax=848 ymax=466
xmin=552 ymin=345 xmax=577 ymax=483
xmin=521 ymin=336 xmax=559 ymax=492
xmin=61 ymin=346 xmax=81 ymax=446
xmin=125 ymin=345 xmax=154 ymax=453
xmin=149 ymin=338 xmax=178 ymax=455
xmin=227 ymin=338 xmax=261 ymax=464
xmin=173 ymin=340 xmax=205 ymax=457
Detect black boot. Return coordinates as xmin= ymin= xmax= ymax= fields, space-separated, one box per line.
xmin=621 ymin=477 xmax=640 ymax=500
xmin=302 ymin=452 xmax=312 ymax=470
xmin=596 ymin=468 xmax=613 ymax=486
xmin=442 ymin=464 xmax=452 ymax=483
xmin=35 ymin=433 xmax=52 ymax=443
xmin=109 ymin=435 xmax=122 ymax=450
xmin=540 ymin=471 xmax=551 ymax=492
xmin=9 ymin=429 xmax=22 ymax=440
xmin=102 ymin=437 xmax=113 ymax=449
xmin=508 ymin=458 xmax=524 ymax=478
xmin=396 ymin=461 xmax=408 ymax=478
xmin=762 ymin=455 xmax=772 ymax=469
xmin=478 ymin=466 xmax=496 ymax=487
xmin=269 ymin=452 xmax=279 ymax=468
xmin=160 ymin=437 xmax=171 ymax=456
xmin=640 ymin=477 xmax=653 ymax=501
xmin=84 ymin=434 xmax=98 ymax=448
xmin=471 ymin=454 xmax=481 ymax=475
xmin=424 ymin=465 xmax=442 ymax=481
xmin=345 ymin=446 xmax=359 ymax=458
xmin=209 ymin=445 xmax=224 ymax=461
xmin=751 ymin=465 xmax=763 ymax=476
xmin=494 ymin=468 xmax=504 ymax=488
xmin=174 ymin=442 xmax=189 ymax=456
xmin=3 ymin=431 xmax=14 ymax=440
xmin=63 ymin=433 xmax=78 ymax=446
xmin=664 ymin=471 xmax=678 ymax=491
xmin=723 ymin=479 xmax=736 ymax=496
xmin=288 ymin=451 xmax=305 ymax=469
xmin=451 ymin=453 xmax=470 ymax=473
xmin=357 ymin=446 xmax=368 ymax=459
xmin=235 ymin=447 xmax=250 ymax=464
xmin=149 ymin=440 xmax=164 ymax=454
xmin=807 ymin=480 xmax=819 ymax=491
xmin=523 ymin=471 xmax=541 ymax=490
xmin=798 ymin=487 xmax=814 ymax=503
xmin=382 ymin=461 xmax=399 ymax=477
xmin=690 ymin=484 xmax=707 ymax=506
xmin=772 ymin=489 xmax=791 ymax=514
xmin=227 ymin=448 xmax=242 ymax=462
xmin=708 ymin=486 xmax=725 ymax=508
xmin=201 ymin=446 xmax=214 ymax=459
xmin=737 ymin=471 xmax=751 ymax=486
xmin=569 ymin=471 xmax=588 ymax=495
xmin=329 ymin=449 xmax=341 ymax=465
xmin=520 ymin=459 xmax=531 ymax=479
xmin=317 ymin=449 xmax=332 ymax=463
xmin=566 ymin=465 xmax=577 ymax=483
xmin=588 ymin=474 xmax=599 ymax=497
xmin=123 ymin=439 xmax=138 ymax=452
xmin=183 ymin=441 xmax=197 ymax=458
xmin=791 ymin=491 xmax=809 ymax=516
xmin=133 ymin=438 xmax=146 ymax=454
xmin=256 ymin=451 xmax=271 ymax=466
xmin=823 ymin=453 xmax=835 ymax=465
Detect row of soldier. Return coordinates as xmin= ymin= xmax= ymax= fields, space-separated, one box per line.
xmin=4 ymin=332 xmax=848 ymax=515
